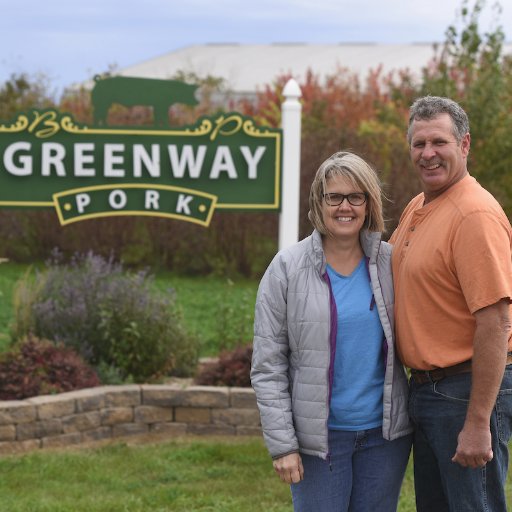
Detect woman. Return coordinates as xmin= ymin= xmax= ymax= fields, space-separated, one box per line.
xmin=251 ymin=151 xmax=412 ymax=512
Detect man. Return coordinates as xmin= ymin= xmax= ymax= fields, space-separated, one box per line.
xmin=390 ymin=95 xmax=512 ymax=511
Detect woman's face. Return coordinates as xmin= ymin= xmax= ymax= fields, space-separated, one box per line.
xmin=321 ymin=175 xmax=367 ymax=240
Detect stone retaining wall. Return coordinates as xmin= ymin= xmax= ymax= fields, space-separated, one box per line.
xmin=0 ymin=384 xmax=262 ymax=455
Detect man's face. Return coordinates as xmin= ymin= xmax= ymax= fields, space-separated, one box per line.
xmin=409 ymin=113 xmax=470 ymax=202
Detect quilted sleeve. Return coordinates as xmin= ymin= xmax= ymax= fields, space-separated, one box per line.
xmin=251 ymin=253 xmax=299 ymax=459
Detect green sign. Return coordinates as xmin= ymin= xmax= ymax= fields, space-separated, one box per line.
xmin=0 ymin=109 xmax=282 ymax=226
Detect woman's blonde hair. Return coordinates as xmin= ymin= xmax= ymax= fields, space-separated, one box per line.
xmin=308 ymin=151 xmax=385 ymax=235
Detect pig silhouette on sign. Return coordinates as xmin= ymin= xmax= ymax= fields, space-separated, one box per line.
xmin=91 ymin=76 xmax=199 ymax=126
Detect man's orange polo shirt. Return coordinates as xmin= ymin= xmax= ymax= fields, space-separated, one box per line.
xmin=390 ymin=175 xmax=512 ymax=370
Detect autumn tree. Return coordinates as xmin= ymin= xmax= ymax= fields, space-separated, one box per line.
xmin=421 ymin=0 xmax=512 ymax=215
xmin=0 ymin=73 xmax=56 ymax=122
xmin=237 ymin=66 xmax=421 ymax=238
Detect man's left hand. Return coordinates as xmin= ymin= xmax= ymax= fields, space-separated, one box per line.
xmin=452 ymin=424 xmax=493 ymax=468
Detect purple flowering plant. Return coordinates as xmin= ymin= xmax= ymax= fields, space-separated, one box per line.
xmin=12 ymin=251 xmax=198 ymax=382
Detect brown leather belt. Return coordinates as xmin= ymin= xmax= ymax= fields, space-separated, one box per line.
xmin=410 ymin=353 xmax=512 ymax=384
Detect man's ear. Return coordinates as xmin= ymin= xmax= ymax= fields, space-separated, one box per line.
xmin=461 ymin=132 xmax=471 ymax=158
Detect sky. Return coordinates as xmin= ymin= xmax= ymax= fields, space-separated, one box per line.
xmin=1 ymin=0 xmax=510 ymax=97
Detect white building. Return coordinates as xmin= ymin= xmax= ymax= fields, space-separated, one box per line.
xmin=114 ymin=42 xmax=512 ymax=98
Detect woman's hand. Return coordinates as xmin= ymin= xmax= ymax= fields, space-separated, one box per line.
xmin=273 ymin=453 xmax=304 ymax=484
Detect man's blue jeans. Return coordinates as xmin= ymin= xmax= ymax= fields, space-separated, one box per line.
xmin=290 ymin=427 xmax=412 ymax=512
xmin=409 ymin=366 xmax=512 ymax=512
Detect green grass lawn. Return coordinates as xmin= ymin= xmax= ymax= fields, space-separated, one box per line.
xmin=0 ymin=436 xmax=411 ymax=512
xmin=0 ymin=435 xmax=509 ymax=511
xmin=0 ymin=262 xmax=31 ymax=353
xmin=154 ymin=271 xmax=257 ymax=356
xmin=0 ymin=437 xmax=291 ymax=512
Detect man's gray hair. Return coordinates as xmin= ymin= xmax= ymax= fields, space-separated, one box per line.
xmin=407 ymin=96 xmax=470 ymax=144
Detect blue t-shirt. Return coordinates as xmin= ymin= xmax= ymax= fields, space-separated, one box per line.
xmin=327 ymin=258 xmax=385 ymax=431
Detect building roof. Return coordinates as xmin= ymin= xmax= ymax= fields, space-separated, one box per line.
xmin=116 ymin=43 xmax=512 ymax=95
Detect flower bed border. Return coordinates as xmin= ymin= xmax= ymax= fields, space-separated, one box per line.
xmin=0 ymin=384 xmax=261 ymax=455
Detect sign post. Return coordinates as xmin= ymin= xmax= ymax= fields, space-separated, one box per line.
xmin=279 ymin=79 xmax=302 ymax=251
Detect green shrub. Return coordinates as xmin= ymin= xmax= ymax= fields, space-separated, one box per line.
xmin=0 ymin=335 xmax=100 ymax=400
xmin=12 ymin=252 xmax=199 ymax=382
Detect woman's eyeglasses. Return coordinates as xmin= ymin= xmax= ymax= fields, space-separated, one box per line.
xmin=323 ymin=192 xmax=368 ymax=206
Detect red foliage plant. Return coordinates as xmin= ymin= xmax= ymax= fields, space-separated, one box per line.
xmin=195 ymin=344 xmax=252 ymax=387
xmin=0 ymin=335 xmax=100 ymax=400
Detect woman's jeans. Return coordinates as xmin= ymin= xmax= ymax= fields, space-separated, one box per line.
xmin=409 ymin=366 xmax=512 ymax=512
xmin=290 ymin=427 xmax=412 ymax=512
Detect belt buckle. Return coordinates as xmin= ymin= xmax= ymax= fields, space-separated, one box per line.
xmin=420 ymin=370 xmax=432 ymax=382
xmin=412 ymin=370 xmax=431 ymax=384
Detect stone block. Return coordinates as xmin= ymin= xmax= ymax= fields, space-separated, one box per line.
xmin=112 ymin=423 xmax=149 ymax=438
xmin=141 ymin=384 xmax=190 ymax=407
xmin=42 ymin=432 xmax=82 ymax=449
xmin=72 ymin=388 xmax=108 ymax=412
xmin=101 ymin=407 xmax=133 ymax=426
xmin=0 ymin=439 xmax=40 ymax=455
xmin=236 ymin=425 xmax=263 ymax=436
xmin=82 ymin=427 xmax=112 ymax=443
xmin=180 ymin=386 xmax=230 ymax=408
xmin=104 ymin=386 xmax=141 ymax=407
xmin=0 ymin=425 xmax=16 ymax=442
xmin=230 ymin=388 xmax=258 ymax=409
xmin=174 ymin=407 xmax=210 ymax=424
xmin=16 ymin=419 xmax=62 ymax=441
xmin=62 ymin=411 xmax=102 ymax=433
xmin=187 ymin=423 xmax=235 ymax=436
xmin=142 ymin=385 xmax=229 ymax=408
xmin=0 ymin=402 xmax=37 ymax=425
xmin=212 ymin=408 xmax=261 ymax=427
xmin=28 ymin=395 xmax=76 ymax=420
xmin=134 ymin=406 xmax=173 ymax=424
xmin=149 ymin=422 xmax=187 ymax=436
